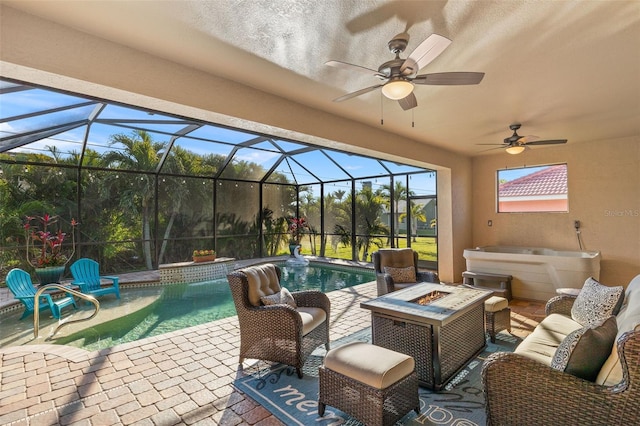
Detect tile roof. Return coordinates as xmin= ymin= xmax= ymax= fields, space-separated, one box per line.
xmin=499 ymin=165 xmax=567 ymax=197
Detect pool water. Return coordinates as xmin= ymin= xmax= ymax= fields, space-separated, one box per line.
xmin=54 ymin=263 xmax=375 ymax=351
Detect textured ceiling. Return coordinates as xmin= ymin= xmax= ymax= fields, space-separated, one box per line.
xmin=5 ymin=0 xmax=640 ymax=157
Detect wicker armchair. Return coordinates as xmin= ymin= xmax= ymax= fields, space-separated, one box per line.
xmin=227 ymin=263 xmax=330 ymax=378
xmin=482 ymin=294 xmax=640 ymax=425
xmin=372 ymin=248 xmax=439 ymax=296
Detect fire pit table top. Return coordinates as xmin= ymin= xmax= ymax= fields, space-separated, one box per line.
xmin=360 ymin=283 xmax=492 ymax=326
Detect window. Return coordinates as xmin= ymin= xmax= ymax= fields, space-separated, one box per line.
xmin=497 ymin=164 xmax=568 ymax=213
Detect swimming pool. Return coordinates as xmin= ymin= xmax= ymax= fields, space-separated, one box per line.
xmin=15 ymin=262 xmax=375 ymax=351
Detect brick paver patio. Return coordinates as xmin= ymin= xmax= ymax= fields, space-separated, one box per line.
xmin=0 ymin=275 xmax=544 ymax=425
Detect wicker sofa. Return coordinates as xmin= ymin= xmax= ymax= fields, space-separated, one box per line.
xmin=482 ymin=274 xmax=640 ymax=425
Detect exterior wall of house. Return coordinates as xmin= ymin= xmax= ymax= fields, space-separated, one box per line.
xmin=0 ymin=5 xmax=473 ymax=282
xmin=499 ymin=199 xmax=568 ymax=212
xmin=472 ymin=137 xmax=640 ymax=286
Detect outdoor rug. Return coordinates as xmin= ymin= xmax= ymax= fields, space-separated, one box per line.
xmin=234 ymin=328 xmax=521 ymax=425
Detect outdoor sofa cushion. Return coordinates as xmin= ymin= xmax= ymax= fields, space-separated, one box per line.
xmin=244 ymin=263 xmax=281 ymax=306
xmin=596 ymin=274 xmax=640 ymax=385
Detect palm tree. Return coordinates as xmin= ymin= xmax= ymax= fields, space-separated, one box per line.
xmin=355 ymin=186 xmax=389 ymax=261
xmin=333 ymin=186 xmax=388 ymax=261
xmin=381 ymin=181 xmax=413 ymax=246
xmin=102 ymin=130 xmax=166 ymax=269
xmin=156 ymin=146 xmax=208 ymax=264
xmin=400 ymin=201 xmax=427 ymax=242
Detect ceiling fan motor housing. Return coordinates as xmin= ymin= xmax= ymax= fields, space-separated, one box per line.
xmin=388 ymin=33 xmax=410 ymax=54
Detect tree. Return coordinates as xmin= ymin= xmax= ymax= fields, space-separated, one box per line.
xmin=400 ymin=201 xmax=427 ymax=242
xmin=381 ymin=180 xmax=414 ymax=246
xmin=102 ymin=130 xmax=166 ymax=269
xmin=333 ymin=186 xmax=388 ymax=261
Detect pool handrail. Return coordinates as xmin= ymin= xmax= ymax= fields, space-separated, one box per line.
xmin=34 ymin=284 xmax=100 ymax=340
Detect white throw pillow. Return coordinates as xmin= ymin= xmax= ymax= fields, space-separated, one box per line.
xmin=571 ymin=277 xmax=624 ymax=326
xmin=260 ymin=287 xmax=297 ymax=308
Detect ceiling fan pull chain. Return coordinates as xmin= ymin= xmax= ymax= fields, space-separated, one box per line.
xmin=380 ymin=92 xmax=384 ymax=125
xmin=412 ymin=109 xmax=415 ymax=128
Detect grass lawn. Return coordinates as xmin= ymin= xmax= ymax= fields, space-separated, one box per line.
xmin=280 ymin=235 xmax=437 ymax=263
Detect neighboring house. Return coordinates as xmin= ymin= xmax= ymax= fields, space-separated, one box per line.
xmin=498 ymin=165 xmax=568 ymax=212
xmin=381 ymin=198 xmax=437 ymax=234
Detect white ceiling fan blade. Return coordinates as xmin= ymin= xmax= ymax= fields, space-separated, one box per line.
xmin=326 ymin=60 xmax=385 ymax=78
xmin=332 ymin=84 xmax=383 ymax=102
xmin=413 ymin=72 xmax=485 ymax=85
xmin=400 ymin=34 xmax=451 ymax=75
xmin=398 ymin=92 xmax=417 ymax=110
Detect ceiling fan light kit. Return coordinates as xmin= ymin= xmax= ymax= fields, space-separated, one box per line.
xmin=381 ymin=79 xmax=414 ymax=100
xmin=505 ymin=145 xmax=526 ymax=155
xmin=326 ymin=32 xmax=484 ymax=111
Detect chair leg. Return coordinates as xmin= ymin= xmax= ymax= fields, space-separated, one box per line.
xmin=318 ymin=402 xmax=326 ymax=416
xmin=296 ymin=368 xmax=303 ymax=379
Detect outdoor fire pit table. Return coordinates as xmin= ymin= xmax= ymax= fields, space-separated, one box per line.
xmin=360 ymin=283 xmax=492 ymax=390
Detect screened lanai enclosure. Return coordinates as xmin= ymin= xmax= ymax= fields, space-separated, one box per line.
xmin=0 ymin=78 xmax=438 ymax=276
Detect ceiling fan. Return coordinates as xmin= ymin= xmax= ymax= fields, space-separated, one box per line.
xmin=479 ymin=123 xmax=568 ymax=154
xmin=325 ymin=32 xmax=484 ymax=110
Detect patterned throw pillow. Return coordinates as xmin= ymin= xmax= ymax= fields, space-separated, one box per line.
xmin=571 ymin=277 xmax=624 ymax=326
xmin=551 ymin=316 xmax=617 ymax=381
xmin=260 ymin=287 xmax=297 ymax=308
xmin=383 ymin=266 xmax=417 ymax=283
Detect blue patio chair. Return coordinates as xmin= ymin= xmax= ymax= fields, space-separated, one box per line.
xmin=70 ymin=258 xmax=120 ymax=301
xmin=6 ymin=268 xmax=77 ymax=320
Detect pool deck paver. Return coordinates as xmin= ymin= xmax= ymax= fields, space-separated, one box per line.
xmin=0 ymin=266 xmax=544 ymax=425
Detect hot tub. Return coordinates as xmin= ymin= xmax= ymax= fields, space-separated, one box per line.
xmin=463 ymin=246 xmax=601 ymax=301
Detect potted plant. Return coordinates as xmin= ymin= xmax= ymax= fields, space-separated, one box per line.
xmin=192 ymin=249 xmax=216 ymax=263
xmin=288 ymin=217 xmax=309 ymax=256
xmin=24 ymin=213 xmax=78 ymax=285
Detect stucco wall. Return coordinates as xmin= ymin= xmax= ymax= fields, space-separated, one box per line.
xmin=472 ymin=138 xmax=640 ymax=286
xmin=0 ymin=5 xmax=473 ymax=282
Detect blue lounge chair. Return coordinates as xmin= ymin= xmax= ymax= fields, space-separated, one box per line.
xmin=6 ymin=268 xmax=77 ymax=319
xmin=70 ymin=258 xmax=120 ymax=301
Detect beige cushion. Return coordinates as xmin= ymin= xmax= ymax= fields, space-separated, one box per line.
xmin=244 ymin=264 xmax=281 ymax=306
xmin=384 ymin=265 xmax=417 ymax=284
xmin=393 ymin=282 xmax=420 ymax=291
xmin=550 ymin=316 xmax=617 ymax=382
xmin=324 ymin=342 xmax=414 ymax=389
xmin=515 ymin=313 xmax=583 ymax=365
xmin=261 ymin=287 xmax=297 ymax=308
xmin=485 ymin=296 xmax=509 ymax=312
xmin=596 ymin=274 xmax=640 ymax=385
xmin=297 ymin=306 xmax=326 ymax=336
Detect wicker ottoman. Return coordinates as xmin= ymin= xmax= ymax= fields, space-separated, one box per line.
xmin=318 ymin=342 xmax=420 ymax=426
xmin=485 ymin=296 xmax=511 ymax=343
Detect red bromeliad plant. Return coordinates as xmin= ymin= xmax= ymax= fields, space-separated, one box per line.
xmin=288 ymin=217 xmax=310 ymax=244
xmin=24 ymin=214 xmax=78 ymax=268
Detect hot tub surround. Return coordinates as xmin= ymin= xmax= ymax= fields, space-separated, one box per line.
xmin=464 ymin=246 xmax=601 ymax=302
